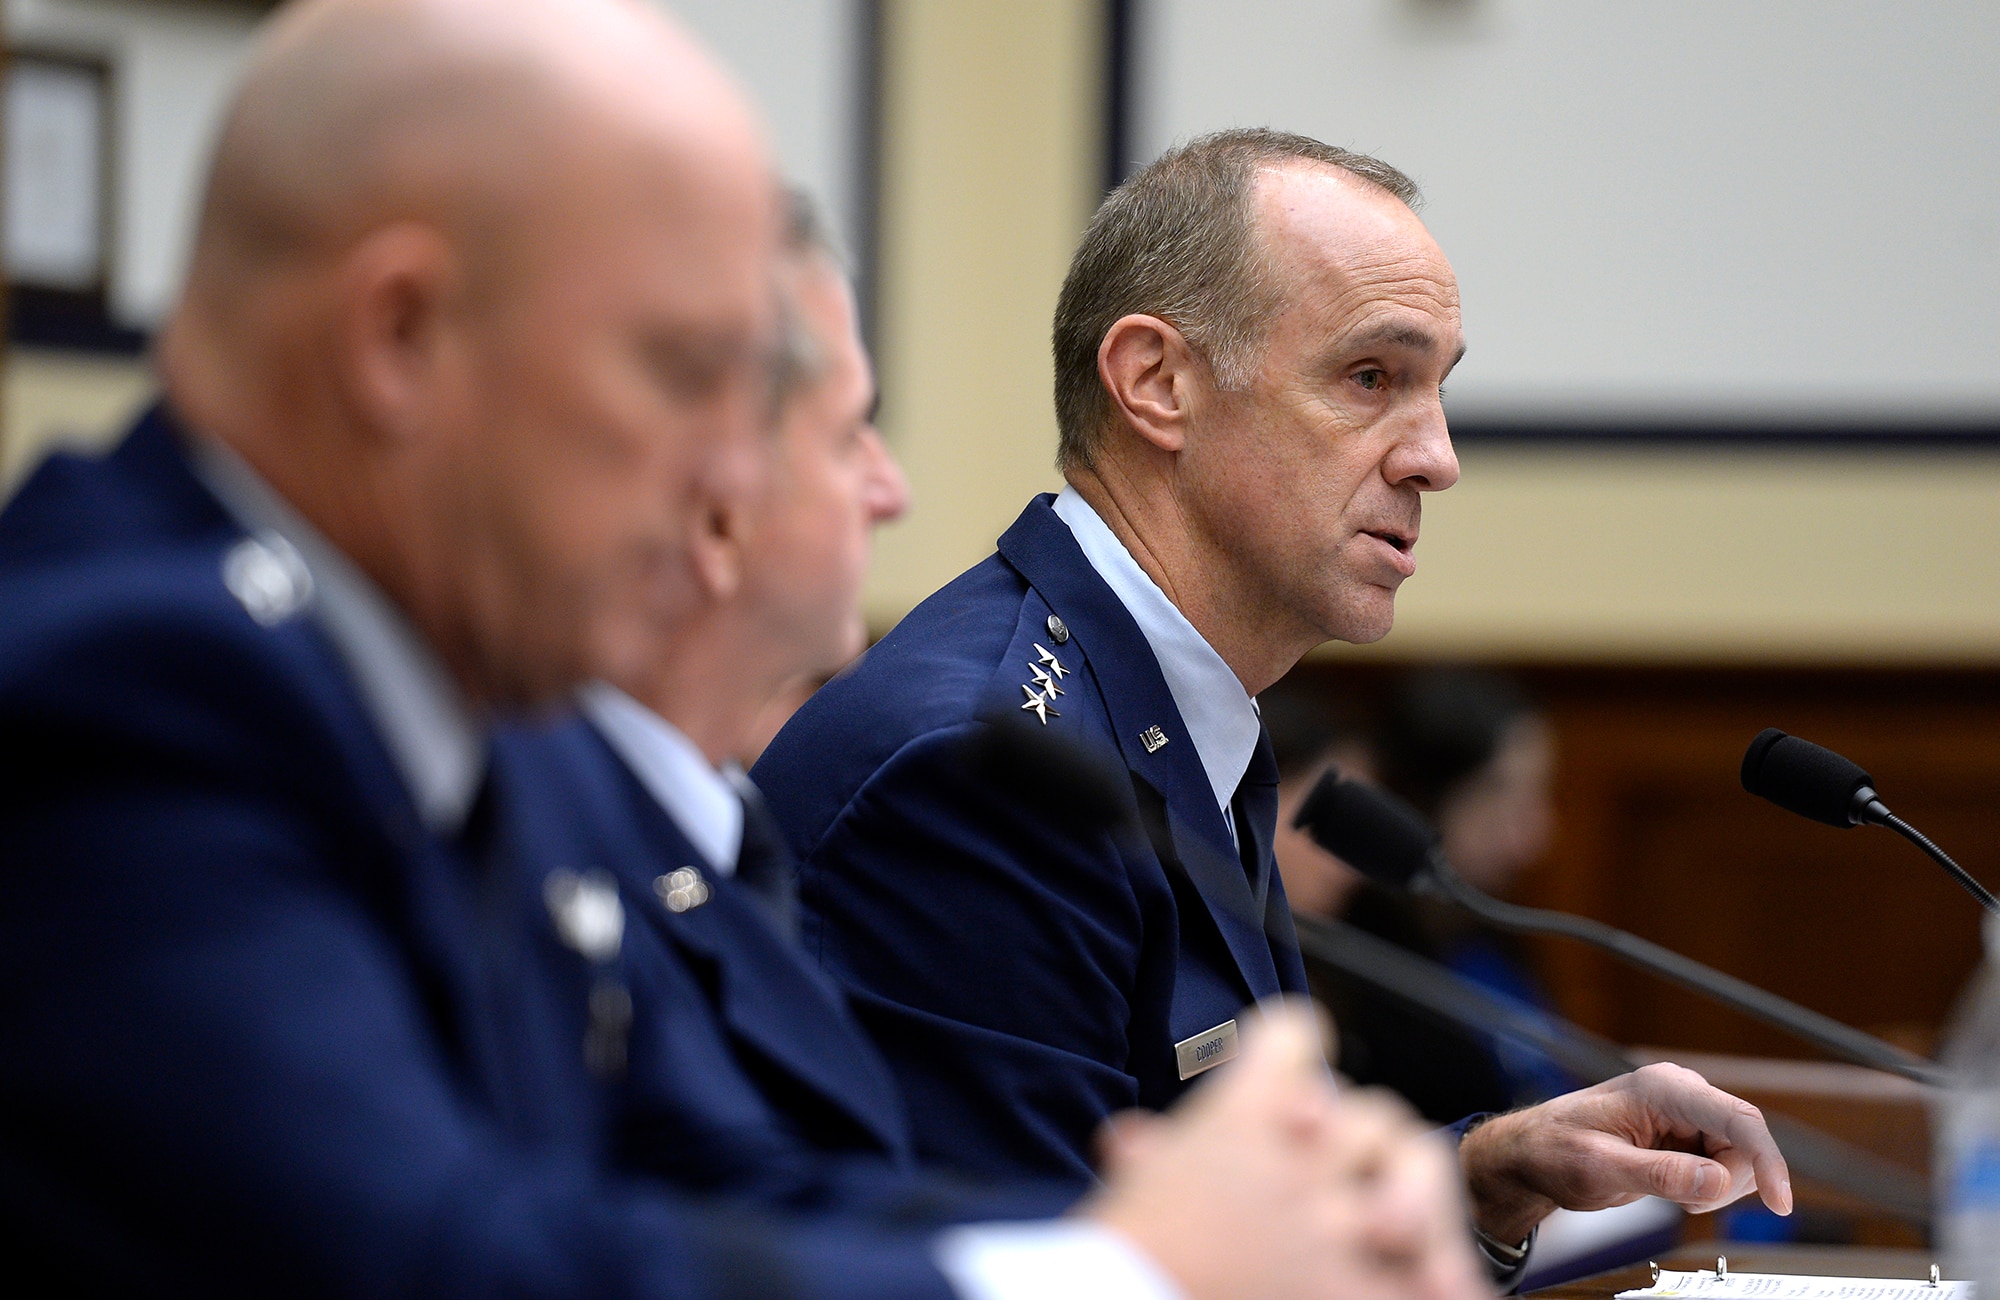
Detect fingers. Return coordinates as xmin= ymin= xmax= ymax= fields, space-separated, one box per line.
xmin=1321 ymin=1087 xmax=1488 ymax=1298
xmin=1370 ymin=1138 xmax=1493 ymax=1300
xmin=1243 ymin=997 xmax=1339 ymax=1078
xmin=1086 ymin=1001 xmax=1472 ymax=1300
xmin=1321 ymin=1085 xmax=1424 ymax=1176
xmin=1357 ymin=1128 xmax=1463 ymax=1264
xmin=1632 ymin=1147 xmax=1733 ymax=1209
xmin=1153 ymin=999 xmax=1336 ymax=1143
xmin=1631 ymin=1064 xmax=1793 ymax=1215
xmin=1739 ymin=1120 xmax=1794 ymax=1216
xmin=1094 ymin=1109 xmax=1165 ymax=1175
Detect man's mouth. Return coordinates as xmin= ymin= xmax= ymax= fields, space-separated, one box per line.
xmin=1363 ymin=527 xmax=1415 ymax=554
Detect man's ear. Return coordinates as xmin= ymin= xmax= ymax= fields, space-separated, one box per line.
xmin=332 ymin=222 xmax=466 ymax=444
xmin=686 ymin=437 xmax=765 ymax=607
xmin=686 ymin=496 xmax=747 ymax=604
xmin=1097 ymin=314 xmax=1201 ymax=454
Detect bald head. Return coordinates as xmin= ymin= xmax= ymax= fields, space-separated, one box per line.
xmin=185 ymin=0 xmax=761 ymax=294
xmin=163 ymin=0 xmax=783 ymax=710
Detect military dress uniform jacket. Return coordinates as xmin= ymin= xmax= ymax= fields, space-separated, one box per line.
xmin=0 ymin=408 xmax=963 ymax=1298
xmin=753 ymin=495 xmax=1310 ymax=1186
xmin=489 ymin=715 xmax=1078 ymax=1228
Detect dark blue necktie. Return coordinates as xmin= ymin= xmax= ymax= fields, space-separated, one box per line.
xmin=1231 ymin=725 xmax=1281 ymax=915
xmin=734 ymin=781 xmax=798 ymax=940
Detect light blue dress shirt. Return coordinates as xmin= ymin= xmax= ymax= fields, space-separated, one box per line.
xmin=190 ymin=436 xmax=484 ymax=836
xmin=1052 ymin=486 xmax=1261 ymax=841
xmin=580 ymin=683 xmax=744 ymax=874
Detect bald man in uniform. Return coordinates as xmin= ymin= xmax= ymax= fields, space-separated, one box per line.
xmin=0 ymin=4 xmax=1490 ymax=1298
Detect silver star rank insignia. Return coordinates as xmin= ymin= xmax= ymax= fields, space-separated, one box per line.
xmin=1033 ymin=644 xmax=1069 ymax=678
xmin=1029 ymin=663 xmax=1063 ymax=696
xmin=1020 ymin=682 xmax=1058 ymax=724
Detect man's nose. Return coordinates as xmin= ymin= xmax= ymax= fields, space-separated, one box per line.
xmin=864 ymin=429 xmax=911 ymax=522
xmin=1390 ymin=403 xmax=1459 ymax=492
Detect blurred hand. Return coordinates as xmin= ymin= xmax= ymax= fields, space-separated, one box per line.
xmin=1459 ymin=1062 xmax=1794 ymax=1243
xmin=1086 ymin=1001 xmax=1492 ymax=1300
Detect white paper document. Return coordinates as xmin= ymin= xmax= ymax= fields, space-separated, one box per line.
xmin=1619 ymin=1271 xmax=1973 ymax=1300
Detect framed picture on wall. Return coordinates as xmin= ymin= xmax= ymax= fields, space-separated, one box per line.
xmin=4 ymin=49 xmax=141 ymax=352
xmin=6 ymin=51 xmax=108 ymax=291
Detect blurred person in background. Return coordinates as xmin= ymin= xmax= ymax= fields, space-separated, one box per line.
xmin=1264 ymin=671 xmax=1373 ymax=921
xmin=1331 ymin=670 xmax=1577 ymax=1123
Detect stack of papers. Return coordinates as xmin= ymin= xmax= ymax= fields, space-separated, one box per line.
xmin=1619 ymin=1270 xmax=1973 ymax=1300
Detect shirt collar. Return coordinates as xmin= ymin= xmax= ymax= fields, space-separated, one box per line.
xmin=1052 ymin=486 xmax=1261 ymax=827
xmin=579 ymin=683 xmax=742 ymax=875
xmin=187 ymin=436 xmax=486 ymax=836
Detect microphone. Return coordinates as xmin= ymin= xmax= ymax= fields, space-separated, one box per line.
xmin=1293 ymin=771 xmax=1433 ymax=888
xmin=1741 ymin=728 xmax=1996 ymax=913
xmin=1293 ymin=769 xmax=1949 ymax=1087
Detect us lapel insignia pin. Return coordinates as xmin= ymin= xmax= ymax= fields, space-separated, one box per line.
xmin=1139 ymin=725 xmax=1169 ymax=754
xmin=1045 ymin=613 xmax=1070 ymax=644
xmin=1174 ymin=1019 xmax=1240 ymax=1080
xmin=654 ymin=865 xmax=711 ymax=913
xmin=222 ymin=532 xmax=315 ymax=626
xmin=545 ymin=867 xmax=624 ymax=963
xmin=1020 ymin=682 xmax=1058 ymax=724
xmin=1033 ymin=643 xmax=1069 ymax=679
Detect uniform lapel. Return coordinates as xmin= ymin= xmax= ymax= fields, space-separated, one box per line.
xmin=994 ymin=496 xmax=1285 ymax=1002
xmin=542 ymin=722 xmax=913 ymax=1159
xmin=134 ymin=413 xmax=522 ymax=1121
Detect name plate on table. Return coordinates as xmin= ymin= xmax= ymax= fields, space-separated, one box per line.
xmin=1620 ymin=1269 xmax=1972 ymax=1300
xmin=1174 ymin=1019 xmax=1239 ymax=1080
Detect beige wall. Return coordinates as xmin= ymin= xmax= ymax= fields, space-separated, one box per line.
xmin=863 ymin=3 xmax=2000 ymax=665
xmin=3 ymin=349 xmax=158 ymax=492
xmin=8 ymin=5 xmax=1997 ymax=667
xmin=1325 ymin=444 xmax=2000 ymax=666
xmin=861 ymin=0 xmax=1097 ymax=626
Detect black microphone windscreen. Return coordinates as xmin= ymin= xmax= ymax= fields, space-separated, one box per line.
xmin=1292 ymin=770 xmax=1437 ymax=890
xmin=1740 ymin=728 xmax=1875 ymax=828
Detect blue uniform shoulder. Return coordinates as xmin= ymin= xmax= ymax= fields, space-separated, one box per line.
xmin=1 ymin=554 xmax=349 ymax=817
xmin=754 ymin=550 xmax=1031 ymax=853
xmin=0 ymin=420 xmax=359 ymax=831
xmin=0 ymin=408 xmax=224 ymax=570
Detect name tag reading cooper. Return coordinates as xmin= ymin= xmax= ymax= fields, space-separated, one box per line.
xmin=1174 ymin=1019 xmax=1240 ymax=1081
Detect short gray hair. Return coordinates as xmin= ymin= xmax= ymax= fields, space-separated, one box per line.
xmin=1051 ymin=128 xmax=1421 ymax=473
xmin=772 ymin=186 xmax=840 ymax=410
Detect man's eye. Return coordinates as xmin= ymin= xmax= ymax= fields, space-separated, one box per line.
xmin=1353 ymin=369 xmax=1387 ymax=391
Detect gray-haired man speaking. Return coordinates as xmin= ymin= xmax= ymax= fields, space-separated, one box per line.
xmin=756 ymin=129 xmax=1793 ymax=1276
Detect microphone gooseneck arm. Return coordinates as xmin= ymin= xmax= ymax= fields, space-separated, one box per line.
xmin=1860 ymin=796 xmax=2000 ymax=913
xmin=1293 ymin=768 xmax=1952 ymax=1086
xmin=1291 ymin=912 xmax=1933 ymax=1224
xmin=1418 ymin=851 xmax=1950 ymax=1087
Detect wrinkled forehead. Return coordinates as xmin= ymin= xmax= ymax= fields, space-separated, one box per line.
xmin=1249 ymin=162 xmax=1461 ymax=334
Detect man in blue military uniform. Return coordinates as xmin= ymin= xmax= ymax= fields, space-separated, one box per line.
xmin=755 ymin=129 xmax=1795 ymax=1260
xmin=0 ymin=3 xmax=1496 ymax=1295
